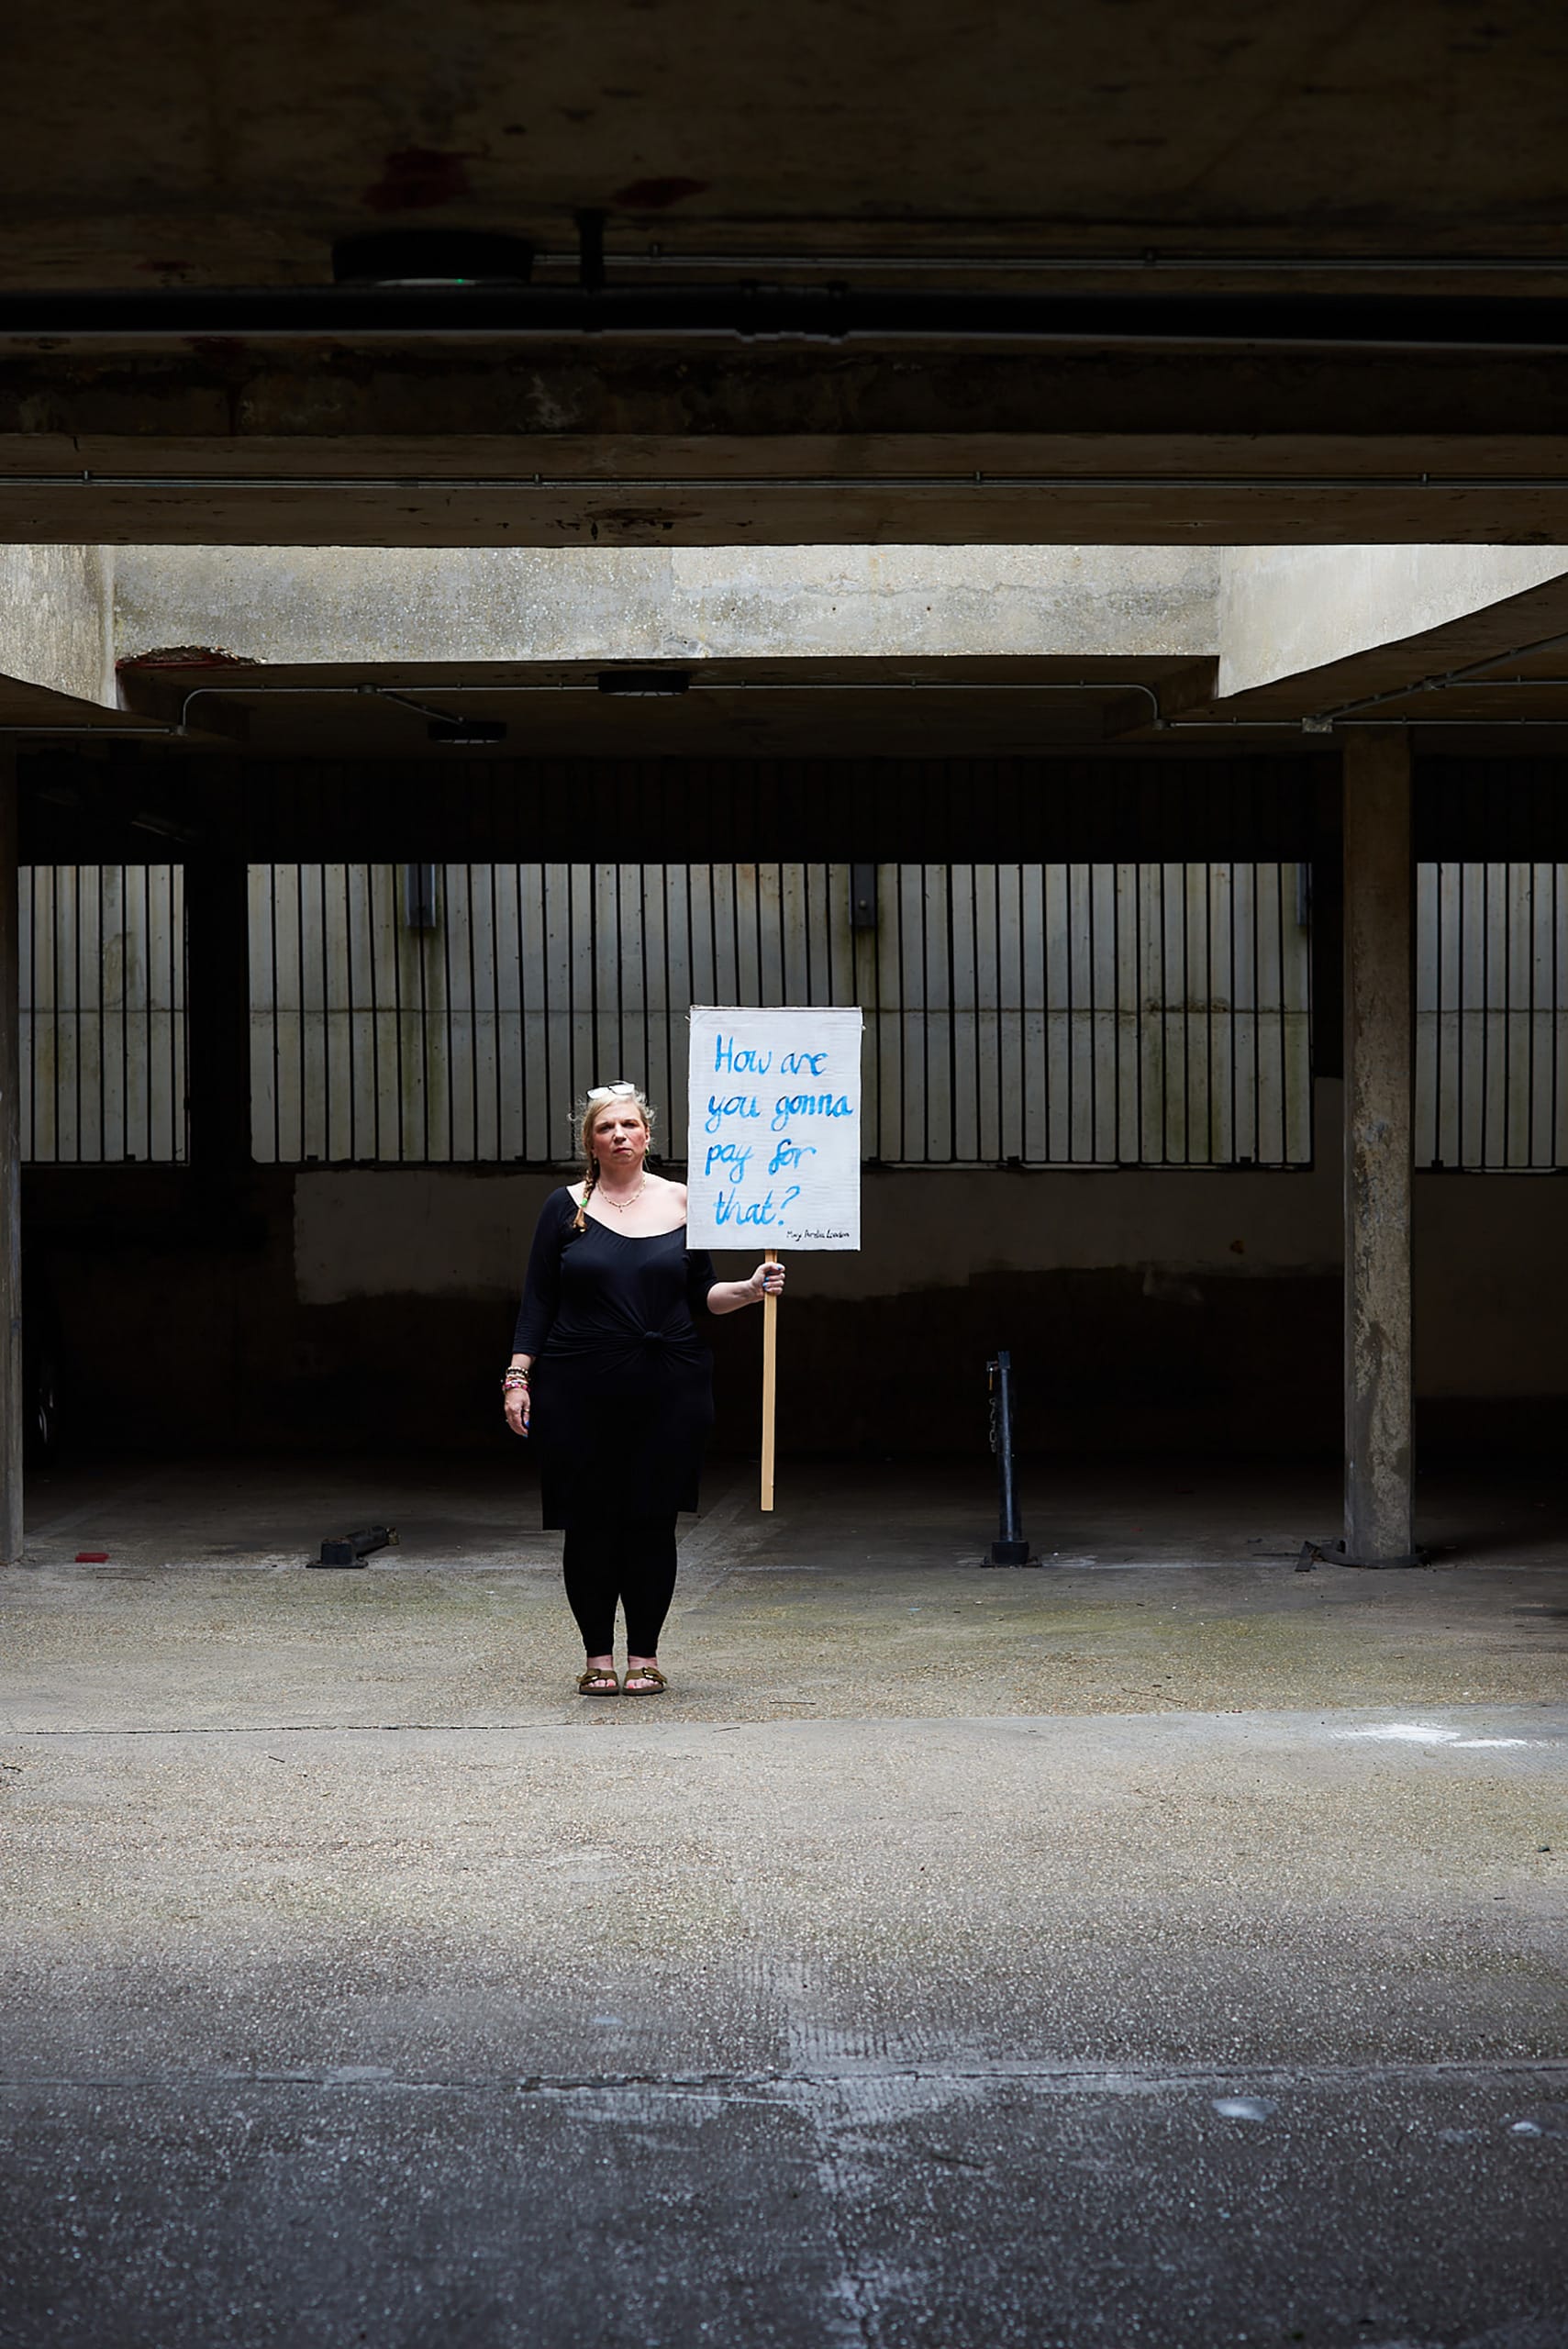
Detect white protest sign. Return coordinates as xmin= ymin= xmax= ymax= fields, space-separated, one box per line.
xmin=685 ymin=1006 xmax=863 ymax=1251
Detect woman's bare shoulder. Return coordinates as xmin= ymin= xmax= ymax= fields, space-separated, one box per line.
xmin=651 ymin=1173 xmax=688 ymax=1205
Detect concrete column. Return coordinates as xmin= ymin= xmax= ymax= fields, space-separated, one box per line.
xmin=185 ymin=852 xmax=253 ymax=1181
xmin=1342 ymin=730 xmax=1415 ymax=1563
xmin=0 ymin=751 xmax=21 ymax=1565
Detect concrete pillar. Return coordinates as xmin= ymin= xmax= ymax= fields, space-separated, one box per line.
xmin=185 ymin=851 xmax=253 ymax=1182
xmin=1342 ymin=730 xmax=1415 ymax=1564
xmin=0 ymin=751 xmax=21 ymax=1565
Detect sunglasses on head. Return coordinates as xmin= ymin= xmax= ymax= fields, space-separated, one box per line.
xmin=586 ymin=1083 xmax=639 ymax=1104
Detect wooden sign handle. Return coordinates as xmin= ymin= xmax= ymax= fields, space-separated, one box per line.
xmin=761 ymin=1249 xmax=778 ymax=1512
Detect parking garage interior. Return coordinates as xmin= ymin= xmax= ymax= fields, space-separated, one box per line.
xmin=3 ymin=9 xmax=1567 ymax=2344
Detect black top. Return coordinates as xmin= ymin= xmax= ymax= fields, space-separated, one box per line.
xmin=514 ymin=1188 xmax=717 ymax=1529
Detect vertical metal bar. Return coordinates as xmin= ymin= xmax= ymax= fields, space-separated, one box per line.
xmin=72 ymin=863 xmax=83 ymax=1161
xmin=143 ymin=862 xmax=153 ymax=1164
xmin=1456 ymin=860 xmax=1467 ymax=1166
xmin=991 ymin=861 xmax=1003 ymax=1161
xmin=612 ymin=862 xmax=625 ymax=1082
xmin=0 ymin=752 xmax=23 ymax=1562
xmin=318 ymin=861 xmax=330 ymax=1162
xmin=1106 ymin=858 xmax=1118 ymax=1163
xmin=1087 ymin=857 xmax=1100 ymax=1162
xmin=1554 ymin=860 xmax=1562 ymax=1166
xmin=948 ymin=864 xmax=959 ymax=1163
xmin=1132 ymin=863 xmax=1145 ymax=1165
xmin=267 ymin=866 xmax=281 ymax=1163
xmin=434 ymin=862 xmax=450 ymax=1161
xmin=895 ymin=866 xmax=908 ymax=1160
xmin=342 ymin=862 xmax=356 ymax=1162
xmin=1226 ymin=861 xmax=1238 ymax=1166
xmin=50 ymin=865 xmax=61 ymax=1163
xmin=1173 ymin=859 xmax=1187 ymax=1160
xmin=754 ymin=856 xmax=766 ymax=1004
xmin=417 ymin=860 xmax=432 ymax=1163
xmin=390 ymin=864 xmax=406 ymax=1163
xmin=95 ymin=863 xmax=106 ymax=1159
xmin=487 ymin=860 xmax=503 ymax=1159
xmin=639 ymin=863 xmax=652 ymax=1117
xmin=27 ymin=867 xmax=36 ymax=1163
xmin=1205 ymin=862 xmax=1217 ymax=1162
xmin=1482 ymin=855 xmax=1493 ymax=1166
xmin=364 ymin=867 xmax=381 ymax=1162
xmin=1156 ymin=859 xmax=1170 ymax=1164
xmin=525 ymin=862 xmax=538 ymax=1159
xmin=1065 ymin=866 xmax=1077 ymax=1161
xmin=1432 ymin=854 xmax=1444 ymax=1165
xmin=1276 ymin=858 xmax=1288 ymax=1163
xmin=464 ymin=863 xmax=479 ymax=1162
xmin=662 ymin=862 xmax=674 ymax=1155
xmin=295 ymin=863 xmax=307 ymax=1162
xmin=1526 ymin=861 xmax=1538 ymax=1168
xmin=1503 ymin=855 xmax=1515 ymax=1166
xmin=585 ymin=863 xmax=599 ymax=1086
xmin=1258 ymin=854 xmax=1267 ymax=1164
xmin=169 ymin=864 xmax=179 ymax=1155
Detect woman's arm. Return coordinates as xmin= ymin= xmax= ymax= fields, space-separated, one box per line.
xmin=505 ymin=1195 xmax=567 ymax=1435
xmin=513 ymin=1194 xmax=566 ymax=1355
xmin=706 ymin=1261 xmax=786 ymax=1316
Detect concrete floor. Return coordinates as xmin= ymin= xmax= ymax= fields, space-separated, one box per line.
xmin=2 ymin=1457 xmax=1566 ymax=2348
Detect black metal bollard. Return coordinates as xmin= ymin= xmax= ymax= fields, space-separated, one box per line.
xmin=984 ymin=1350 xmax=1036 ymax=1566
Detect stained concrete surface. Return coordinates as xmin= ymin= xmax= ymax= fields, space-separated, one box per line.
xmin=2 ymin=1459 xmax=1566 ymax=2348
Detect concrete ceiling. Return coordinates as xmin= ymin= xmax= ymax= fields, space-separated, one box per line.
xmin=6 ymin=4 xmax=1568 ymax=548
xmin=7 ymin=2 xmax=1568 ymax=289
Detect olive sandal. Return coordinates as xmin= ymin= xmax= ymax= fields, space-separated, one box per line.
xmin=576 ymin=1664 xmax=620 ymax=1696
xmin=621 ymin=1663 xmax=667 ymax=1697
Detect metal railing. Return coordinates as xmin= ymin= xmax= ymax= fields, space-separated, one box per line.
xmin=1416 ymin=861 xmax=1568 ymax=1170
xmin=248 ymin=860 xmax=1313 ymax=1169
xmin=18 ymin=864 xmax=186 ymax=1163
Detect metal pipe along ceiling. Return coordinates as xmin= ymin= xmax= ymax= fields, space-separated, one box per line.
xmin=10 ymin=287 xmax=1568 ymax=349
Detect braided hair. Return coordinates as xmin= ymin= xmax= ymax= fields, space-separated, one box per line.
xmin=572 ymin=1087 xmax=655 ymax=1231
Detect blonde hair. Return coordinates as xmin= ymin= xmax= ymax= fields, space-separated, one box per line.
xmin=572 ymin=1086 xmax=655 ymax=1231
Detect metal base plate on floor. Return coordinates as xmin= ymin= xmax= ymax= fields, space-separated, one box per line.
xmin=982 ymin=1539 xmax=1040 ymax=1567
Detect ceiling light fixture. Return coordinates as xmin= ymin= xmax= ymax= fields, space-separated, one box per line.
xmin=596 ymin=670 xmax=692 ymax=696
xmin=330 ymin=229 xmax=535 ymax=286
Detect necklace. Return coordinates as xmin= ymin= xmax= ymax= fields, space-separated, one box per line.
xmin=599 ymin=1173 xmax=647 ymax=1213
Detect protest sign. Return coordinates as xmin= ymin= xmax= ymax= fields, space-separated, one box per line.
xmin=684 ymin=1006 xmax=863 ymax=1251
xmin=686 ymin=1006 xmax=863 ymax=1508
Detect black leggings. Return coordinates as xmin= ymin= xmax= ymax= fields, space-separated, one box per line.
xmin=562 ymin=1514 xmax=679 ymax=1656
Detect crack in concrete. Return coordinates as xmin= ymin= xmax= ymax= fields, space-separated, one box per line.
xmin=5 ymin=2058 xmax=1566 ymax=2108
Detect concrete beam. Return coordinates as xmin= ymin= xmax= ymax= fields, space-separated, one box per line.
xmin=0 ymin=546 xmax=117 ymax=707
xmin=0 ymin=749 xmax=20 ymax=1564
xmin=112 ymin=545 xmax=1219 ymax=672
xmin=1217 ymin=545 xmax=1568 ymax=704
xmin=6 ymin=340 xmax=1568 ymax=546
xmin=1342 ymin=732 xmax=1415 ymax=1565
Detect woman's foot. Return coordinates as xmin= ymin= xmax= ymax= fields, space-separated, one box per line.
xmin=577 ymin=1655 xmax=619 ymax=1695
xmin=622 ymin=1655 xmax=667 ymax=1696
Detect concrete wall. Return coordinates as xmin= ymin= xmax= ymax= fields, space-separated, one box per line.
xmin=0 ymin=547 xmax=116 ymax=708
xmin=22 ymin=1084 xmax=1568 ymax=1465
xmin=1216 ymin=546 xmax=1568 ymax=701
xmin=112 ymin=545 xmax=1219 ymax=669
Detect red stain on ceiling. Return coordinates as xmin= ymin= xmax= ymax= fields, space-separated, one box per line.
xmin=362 ymin=148 xmax=475 ymax=212
xmin=611 ymin=175 xmax=708 ymax=209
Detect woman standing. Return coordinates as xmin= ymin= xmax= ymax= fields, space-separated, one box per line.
xmin=504 ymin=1084 xmax=784 ymax=1696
